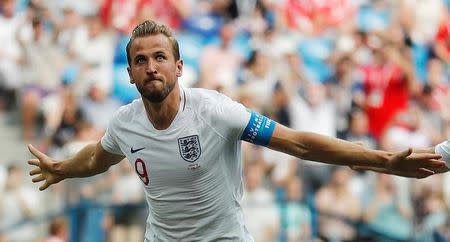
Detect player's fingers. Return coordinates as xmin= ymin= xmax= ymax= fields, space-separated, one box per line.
xmin=27 ymin=144 xmax=47 ymax=160
xmin=32 ymin=175 xmax=45 ymax=183
xmin=390 ymin=168 xmax=434 ymax=179
xmin=409 ymin=153 xmax=443 ymax=160
xmin=425 ymin=159 xmax=447 ymax=168
xmin=411 ymin=156 xmax=446 ymax=169
xmin=431 ymin=166 xmax=450 ymax=174
xmin=351 ymin=166 xmax=434 ymax=179
xmin=29 ymin=167 xmax=41 ymax=176
xmin=39 ymin=181 xmax=50 ymax=191
xmin=415 ymin=168 xmax=435 ymax=179
xmin=27 ymin=159 xmax=40 ymax=167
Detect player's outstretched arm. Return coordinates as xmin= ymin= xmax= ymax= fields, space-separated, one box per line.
xmin=27 ymin=142 xmax=125 ymax=191
xmin=266 ymin=124 xmax=446 ymax=179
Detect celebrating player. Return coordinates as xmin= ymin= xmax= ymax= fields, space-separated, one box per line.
xmin=27 ymin=20 xmax=447 ymax=241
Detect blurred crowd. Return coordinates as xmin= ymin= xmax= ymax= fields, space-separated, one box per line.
xmin=0 ymin=0 xmax=450 ymax=241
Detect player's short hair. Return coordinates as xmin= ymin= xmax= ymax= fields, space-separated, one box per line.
xmin=126 ymin=20 xmax=180 ymax=67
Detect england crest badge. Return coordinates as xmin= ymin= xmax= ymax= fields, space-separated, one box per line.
xmin=178 ymin=135 xmax=201 ymax=162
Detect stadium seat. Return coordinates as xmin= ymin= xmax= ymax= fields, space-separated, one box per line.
xmin=357 ymin=5 xmax=391 ymax=32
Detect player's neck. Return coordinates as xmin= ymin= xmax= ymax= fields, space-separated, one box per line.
xmin=143 ymin=84 xmax=181 ymax=130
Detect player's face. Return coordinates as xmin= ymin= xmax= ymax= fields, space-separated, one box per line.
xmin=127 ymin=34 xmax=182 ymax=103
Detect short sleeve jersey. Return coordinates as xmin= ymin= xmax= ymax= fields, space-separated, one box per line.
xmin=435 ymin=140 xmax=450 ymax=168
xmin=101 ymin=87 xmax=255 ymax=241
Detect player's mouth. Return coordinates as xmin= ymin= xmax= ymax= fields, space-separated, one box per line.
xmin=144 ymin=78 xmax=163 ymax=85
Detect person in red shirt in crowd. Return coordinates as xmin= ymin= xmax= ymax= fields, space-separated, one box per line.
xmin=434 ymin=16 xmax=450 ymax=63
xmin=99 ymin=0 xmax=191 ymax=34
xmin=360 ymin=44 xmax=421 ymax=140
xmin=283 ymin=0 xmax=355 ymax=35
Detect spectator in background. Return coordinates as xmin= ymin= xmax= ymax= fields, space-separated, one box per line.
xmin=71 ymin=14 xmax=114 ymax=96
xmin=280 ymin=176 xmax=312 ymax=242
xmin=239 ymin=49 xmax=279 ymax=108
xmin=262 ymin=148 xmax=298 ymax=202
xmin=357 ymin=43 xmax=420 ymax=141
xmin=50 ymin=89 xmax=83 ymax=152
xmin=412 ymin=176 xmax=448 ymax=242
xmin=241 ymin=161 xmax=280 ymax=242
xmin=380 ymin=103 xmax=432 ymax=152
xmin=399 ymin=0 xmax=444 ymax=45
xmin=425 ymin=57 xmax=450 ymax=121
xmin=136 ymin=0 xmax=191 ymax=31
xmin=199 ymin=22 xmax=242 ymax=94
xmin=418 ymin=84 xmax=448 ymax=146
xmin=52 ymin=5 xmax=84 ymax=57
xmin=79 ymin=83 xmax=122 ymax=131
xmin=265 ymin=82 xmax=291 ymax=127
xmin=434 ymin=13 xmax=450 ymax=64
xmin=345 ymin=107 xmax=377 ymax=150
xmin=363 ymin=173 xmax=414 ymax=241
xmin=60 ymin=121 xmax=108 ymax=242
xmin=0 ymin=165 xmax=42 ymax=242
xmin=326 ymin=56 xmax=359 ymax=138
xmin=18 ymin=15 xmax=66 ymax=142
xmin=315 ymin=167 xmax=361 ymax=242
xmin=0 ymin=0 xmax=24 ymax=112
xmin=110 ymin=161 xmax=145 ymax=242
xmin=289 ymin=83 xmax=337 ymax=194
xmin=37 ymin=217 xmax=69 ymax=242
xmin=0 ymin=163 xmax=6 ymax=193
xmin=99 ymin=0 xmax=191 ymax=34
xmin=283 ymin=0 xmax=356 ymax=36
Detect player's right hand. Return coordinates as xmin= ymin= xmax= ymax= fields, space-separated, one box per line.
xmin=27 ymin=144 xmax=65 ymax=191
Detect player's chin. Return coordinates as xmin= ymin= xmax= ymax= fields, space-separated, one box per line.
xmin=143 ymin=91 xmax=168 ymax=103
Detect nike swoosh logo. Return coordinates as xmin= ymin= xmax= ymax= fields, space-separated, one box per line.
xmin=131 ymin=147 xmax=145 ymax=153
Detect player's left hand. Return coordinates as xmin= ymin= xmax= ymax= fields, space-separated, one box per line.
xmin=351 ymin=148 xmax=446 ymax=178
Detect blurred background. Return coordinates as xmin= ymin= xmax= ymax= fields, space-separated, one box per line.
xmin=0 ymin=0 xmax=450 ymax=241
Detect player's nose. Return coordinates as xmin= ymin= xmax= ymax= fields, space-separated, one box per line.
xmin=146 ymin=60 xmax=158 ymax=74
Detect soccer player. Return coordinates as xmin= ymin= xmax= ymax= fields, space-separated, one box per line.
xmin=27 ymin=20 xmax=447 ymax=241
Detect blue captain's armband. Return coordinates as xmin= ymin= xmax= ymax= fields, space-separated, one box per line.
xmin=240 ymin=111 xmax=276 ymax=146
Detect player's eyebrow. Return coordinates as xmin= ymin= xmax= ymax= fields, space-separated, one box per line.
xmin=134 ymin=54 xmax=146 ymax=61
xmin=153 ymin=50 xmax=167 ymax=56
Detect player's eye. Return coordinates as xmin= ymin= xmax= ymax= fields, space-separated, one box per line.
xmin=136 ymin=57 xmax=146 ymax=64
xmin=156 ymin=55 xmax=166 ymax=62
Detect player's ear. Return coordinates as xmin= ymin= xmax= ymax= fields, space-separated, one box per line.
xmin=127 ymin=66 xmax=134 ymax=84
xmin=176 ymin=59 xmax=183 ymax=77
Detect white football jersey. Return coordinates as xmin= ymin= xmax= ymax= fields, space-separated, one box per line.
xmin=436 ymin=140 xmax=450 ymax=168
xmin=101 ymin=87 xmax=255 ymax=241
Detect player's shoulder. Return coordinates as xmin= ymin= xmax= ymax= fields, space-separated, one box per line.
xmin=187 ymin=88 xmax=232 ymax=106
xmin=111 ymin=98 xmax=143 ymax=123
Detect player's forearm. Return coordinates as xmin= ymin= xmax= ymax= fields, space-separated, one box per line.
xmin=273 ymin=131 xmax=389 ymax=168
xmin=58 ymin=143 xmax=110 ymax=178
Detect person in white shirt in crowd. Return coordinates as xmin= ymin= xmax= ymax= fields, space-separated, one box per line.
xmin=241 ymin=161 xmax=280 ymax=242
xmin=0 ymin=0 xmax=25 ymax=112
xmin=0 ymin=165 xmax=43 ymax=242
